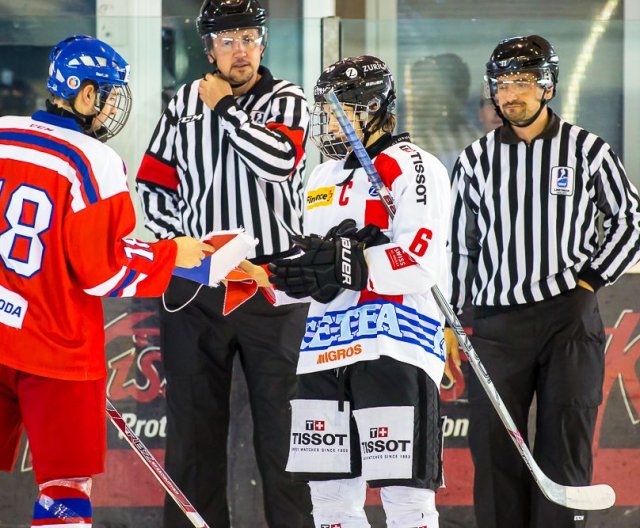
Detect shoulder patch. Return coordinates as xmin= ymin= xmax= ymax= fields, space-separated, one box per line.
xmin=373 ymin=152 xmax=402 ymax=189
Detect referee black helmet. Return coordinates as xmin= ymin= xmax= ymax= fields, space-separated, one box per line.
xmin=485 ymin=35 xmax=558 ymax=127
xmin=486 ymin=35 xmax=559 ymax=98
xmin=196 ymin=0 xmax=268 ymax=53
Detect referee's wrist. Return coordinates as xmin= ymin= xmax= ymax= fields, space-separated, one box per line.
xmin=213 ymin=94 xmax=236 ymax=116
xmin=578 ymin=269 xmax=605 ymax=292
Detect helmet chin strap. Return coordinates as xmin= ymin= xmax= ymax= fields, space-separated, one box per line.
xmin=361 ymin=91 xmax=395 ymax=146
xmin=504 ymin=88 xmax=550 ymax=128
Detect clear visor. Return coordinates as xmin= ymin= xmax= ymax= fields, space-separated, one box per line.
xmin=202 ymin=26 xmax=268 ymax=54
xmin=92 ymin=83 xmax=132 ymax=142
xmin=484 ymin=68 xmax=554 ymax=100
xmin=310 ymin=101 xmax=372 ymax=160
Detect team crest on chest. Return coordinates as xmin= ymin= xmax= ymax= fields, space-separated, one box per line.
xmin=250 ymin=110 xmax=266 ymax=124
xmin=550 ymin=166 xmax=574 ymax=196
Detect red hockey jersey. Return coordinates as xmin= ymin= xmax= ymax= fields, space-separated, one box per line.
xmin=0 ymin=111 xmax=177 ymax=381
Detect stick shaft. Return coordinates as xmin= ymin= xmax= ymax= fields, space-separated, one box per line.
xmin=106 ymin=400 xmax=210 ymax=528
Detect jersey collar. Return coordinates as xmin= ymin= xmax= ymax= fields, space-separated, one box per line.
xmin=239 ymin=65 xmax=274 ymax=99
xmin=32 ymin=109 xmax=84 ymax=133
xmin=498 ymin=108 xmax=560 ymax=145
xmin=344 ymin=132 xmax=411 ymax=169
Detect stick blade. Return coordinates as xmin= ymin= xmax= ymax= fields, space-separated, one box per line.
xmin=550 ymin=483 xmax=616 ymax=511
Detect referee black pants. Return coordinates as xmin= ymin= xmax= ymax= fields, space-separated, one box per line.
xmin=160 ymin=276 xmax=313 ymax=528
xmin=468 ymin=287 xmax=605 ymax=528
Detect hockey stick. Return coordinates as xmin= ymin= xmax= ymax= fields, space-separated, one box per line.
xmin=323 ymin=89 xmax=616 ymax=511
xmin=106 ymin=399 xmax=211 ymax=528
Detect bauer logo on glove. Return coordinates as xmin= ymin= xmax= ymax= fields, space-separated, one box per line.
xmin=268 ymin=234 xmax=369 ymax=302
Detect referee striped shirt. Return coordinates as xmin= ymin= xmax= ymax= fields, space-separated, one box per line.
xmin=449 ymin=110 xmax=640 ymax=313
xmin=136 ymin=66 xmax=309 ymax=261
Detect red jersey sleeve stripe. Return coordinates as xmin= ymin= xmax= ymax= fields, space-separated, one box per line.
xmin=266 ymin=123 xmax=305 ymax=171
xmin=137 ymin=153 xmax=180 ymax=191
xmin=0 ymin=129 xmax=99 ymax=205
xmin=373 ymin=152 xmax=403 ymax=189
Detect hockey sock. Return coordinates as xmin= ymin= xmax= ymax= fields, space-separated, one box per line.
xmin=32 ymin=479 xmax=92 ymax=527
xmin=309 ymin=478 xmax=371 ymax=528
xmin=380 ymin=486 xmax=439 ymax=528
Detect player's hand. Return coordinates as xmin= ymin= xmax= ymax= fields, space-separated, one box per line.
xmin=443 ymin=327 xmax=462 ymax=385
xmin=173 ymin=236 xmax=214 ymax=269
xmin=198 ymin=73 xmax=233 ymax=110
xmin=238 ymin=260 xmax=271 ymax=287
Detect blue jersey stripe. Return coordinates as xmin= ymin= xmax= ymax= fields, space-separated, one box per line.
xmin=0 ymin=130 xmax=98 ymax=204
xmin=108 ymin=269 xmax=138 ymax=297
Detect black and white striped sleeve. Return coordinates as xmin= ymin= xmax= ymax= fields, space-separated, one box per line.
xmin=582 ymin=143 xmax=640 ymax=287
xmin=136 ymin=91 xmax=184 ymax=239
xmin=214 ymin=85 xmax=309 ymax=183
xmin=449 ymin=153 xmax=481 ymax=314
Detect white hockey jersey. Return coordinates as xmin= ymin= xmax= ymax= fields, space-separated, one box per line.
xmin=273 ymin=133 xmax=451 ymax=387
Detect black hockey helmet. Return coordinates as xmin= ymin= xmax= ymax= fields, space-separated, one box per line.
xmin=196 ymin=0 xmax=268 ymax=53
xmin=485 ymin=35 xmax=559 ymax=98
xmin=313 ymin=55 xmax=396 ymax=112
xmin=311 ymin=55 xmax=396 ymax=160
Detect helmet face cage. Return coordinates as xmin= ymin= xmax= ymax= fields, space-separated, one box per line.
xmin=310 ymin=100 xmax=375 ymax=160
xmin=92 ymin=83 xmax=132 ymax=142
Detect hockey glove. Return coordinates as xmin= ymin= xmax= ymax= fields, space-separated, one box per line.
xmin=325 ymin=218 xmax=358 ymax=239
xmin=324 ymin=219 xmax=390 ymax=248
xmin=268 ymin=236 xmax=368 ymax=302
xmin=351 ymin=223 xmax=390 ymax=247
xmin=313 ymin=222 xmax=389 ymax=302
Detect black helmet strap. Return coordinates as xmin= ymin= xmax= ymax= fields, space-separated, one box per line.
xmin=495 ymin=85 xmax=549 ymax=128
xmin=361 ymin=90 xmax=395 ymax=145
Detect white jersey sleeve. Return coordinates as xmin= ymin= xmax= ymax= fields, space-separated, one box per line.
xmin=366 ymin=144 xmax=451 ymax=297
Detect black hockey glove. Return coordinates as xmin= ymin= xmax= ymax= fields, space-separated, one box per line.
xmin=268 ymin=235 xmax=368 ymax=302
xmin=351 ymin=223 xmax=390 ymax=247
xmin=325 ymin=218 xmax=358 ymax=239
xmin=324 ymin=219 xmax=390 ymax=248
xmin=299 ymin=219 xmax=358 ymax=302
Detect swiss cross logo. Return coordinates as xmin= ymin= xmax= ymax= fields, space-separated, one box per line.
xmin=370 ymin=426 xmax=389 ymax=438
xmin=385 ymin=247 xmax=417 ymax=270
xmin=305 ymin=420 xmax=325 ymax=431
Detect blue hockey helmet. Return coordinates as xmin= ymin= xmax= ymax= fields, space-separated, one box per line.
xmin=47 ymin=35 xmax=132 ymax=141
